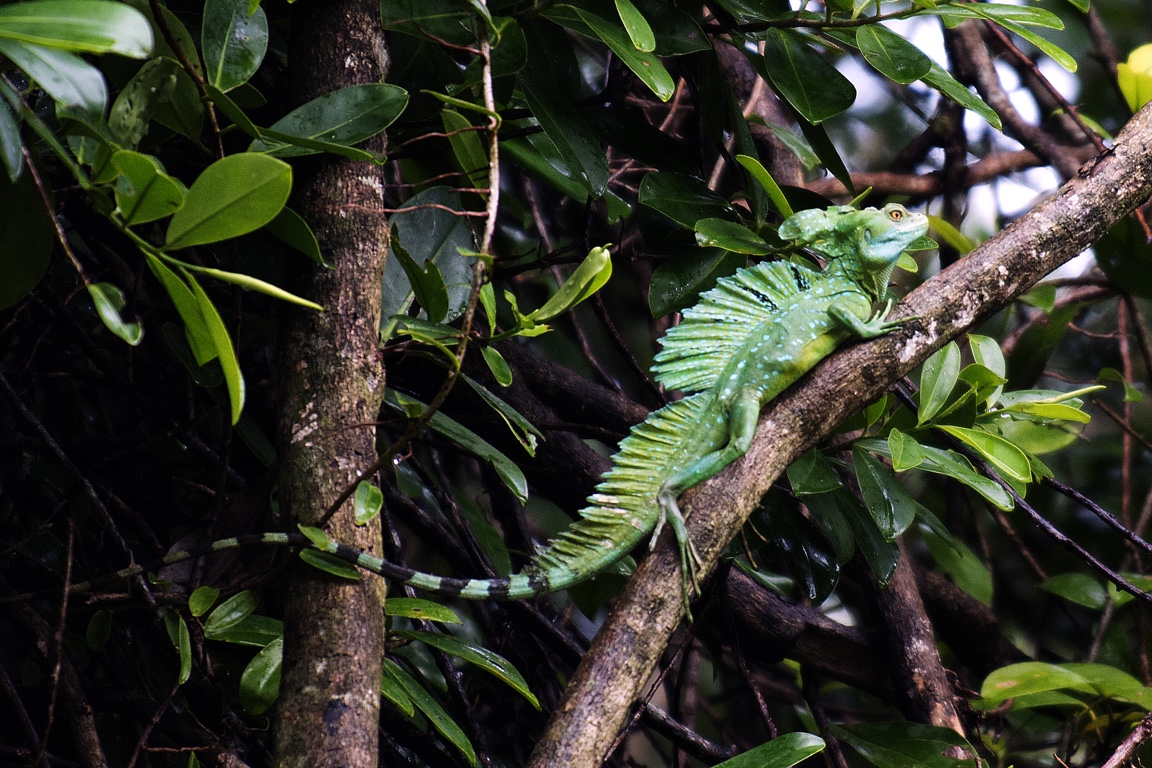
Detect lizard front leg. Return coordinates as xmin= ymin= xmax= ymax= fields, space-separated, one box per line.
xmin=655 ymin=387 xmax=760 ymax=601
xmin=829 ymin=298 xmax=912 ymax=339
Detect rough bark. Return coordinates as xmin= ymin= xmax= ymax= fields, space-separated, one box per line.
xmin=527 ymin=102 xmax=1152 ymax=768
xmin=273 ymin=2 xmax=390 ymax=765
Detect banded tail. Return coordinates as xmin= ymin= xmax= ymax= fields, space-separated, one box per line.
xmin=39 ymin=395 xmax=710 ymax=602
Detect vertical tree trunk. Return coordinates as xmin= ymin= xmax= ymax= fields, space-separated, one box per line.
xmin=274 ymin=1 xmax=390 ymax=765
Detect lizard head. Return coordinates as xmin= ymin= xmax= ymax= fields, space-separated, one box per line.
xmin=852 ymin=204 xmax=930 ymax=270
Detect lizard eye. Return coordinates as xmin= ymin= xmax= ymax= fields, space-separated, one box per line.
xmin=889 ymin=209 xmax=904 ymax=221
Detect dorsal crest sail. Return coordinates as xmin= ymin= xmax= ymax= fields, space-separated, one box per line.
xmin=651 ymin=260 xmax=817 ymax=393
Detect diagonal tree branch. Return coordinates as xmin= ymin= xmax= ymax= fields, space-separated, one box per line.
xmin=528 ymin=101 xmax=1152 ymax=768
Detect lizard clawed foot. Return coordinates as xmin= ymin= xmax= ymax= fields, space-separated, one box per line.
xmin=657 ymin=483 xmax=704 ymax=608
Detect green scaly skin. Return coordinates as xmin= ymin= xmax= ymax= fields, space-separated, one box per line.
xmin=47 ymin=205 xmax=929 ymax=603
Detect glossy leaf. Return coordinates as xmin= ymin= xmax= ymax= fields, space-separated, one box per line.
xmin=380 ymin=667 xmax=415 ymax=716
xmin=614 ymin=0 xmax=655 ymax=51
xmin=887 ymin=428 xmax=924 ymax=471
xmin=787 ymin=449 xmax=842 ymax=495
xmin=249 ymin=84 xmax=407 ymax=158
xmin=518 ymin=22 xmax=609 ymax=197
xmin=936 ymin=425 xmax=1031 ymax=483
xmin=853 ymin=447 xmax=921 ymax=541
xmin=856 ymin=25 xmax=931 ymax=84
xmin=202 ymin=0 xmax=268 ymax=91
xmin=188 ymin=586 xmax=220 ymax=617
xmin=638 ymin=172 xmax=736 ymax=229
xmin=144 ymin=255 xmax=215 ymax=364
xmin=859 ymin=438 xmax=1014 ymax=510
xmin=385 ymin=598 xmax=462 ymax=624
xmin=381 ymin=187 xmax=474 ymax=336
xmin=714 ymin=732 xmax=825 ymax=768
xmin=204 ymin=590 xmax=258 ymax=634
xmin=736 ymin=154 xmax=793 ymax=218
xmin=1119 ymin=44 xmax=1152 ymax=111
xmin=917 ymin=342 xmax=960 ymax=424
xmin=395 ymin=629 xmax=540 ymax=709
xmin=382 ymin=659 xmax=478 ymax=767
xmin=109 ymin=57 xmax=178 ymax=147
xmin=1040 ymin=573 xmax=1107 ymax=609
xmin=694 ymin=218 xmax=771 ymax=254
xmin=185 ymin=263 xmax=322 ymax=310
xmin=920 ymin=521 xmax=993 ymax=605
xmin=0 ymin=0 xmax=152 ymax=57
xmin=354 ymin=481 xmax=383 ymax=525
xmin=113 ymin=150 xmax=185 ymax=224
xmin=529 ymin=244 xmax=613 ymax=321
xmin=440 ymin=108 xmax=487 ymax=190
xmin=88 ymin=282 xmax=143 ymax=346
xmin=391 ymin=234 xmax=450 ymax=323
xmin=502 ymin=136 xmax=632 ymax=222
xmin=0 ymin=38 xmax=106 ymax=118
xmin=386 ymin=389 xmax=528 ymax=503
xmin=648 ymin=249 xmax=743 ymax=317
xmin=0 ymin=97 xmax=19 ymax=182
xmin=988 ymin=17 xmax=1076 ymax=72
xmin=920 ymin=64 xmax=1001 ymax=129
xmin=185 ymin=272 xmax=245 ymax=424
xmin=980 ymin=662 xmax=1092 ymax=705
xmin=761 ymin=30 xmax=855 ymax=124
xmin=165 ymin=153 xmax=291 ymax=250
xmin=299 ymin=550 xmax=361 ymax=580
xmin=0 ymin=171 xmax=53 ymax=308
xmin=265 ymin=207 xmax=324 ymax=264
xmin=172 ymin=614 xmax=192 ymax=684
xmin=833 ymin=721 xmax=977 ymax=768
xmin=239 ymin=637 xmax=281 ymax=714
xmin=459 ymin=373 xmax=542 ymax=456
xmin=481 ymin=346 xmax=512 ymax=387
xmin=928 ymin=3 xmax=1063 ymax=29
xmin=574 ymin=9 xmax=674 ymax=101
xmin=968 ymin=334 xmax=1005 ymax=405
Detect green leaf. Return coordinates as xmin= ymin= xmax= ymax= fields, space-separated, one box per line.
xmin=174 ymin=614 xmax=192 ymax=684
xmin=858 ymin=439 xmax=1014 ymax=511
xmin=298 ymin=525 xmax=329 ymax=548
xmin=185 ymin=271 xmax=245 ymax=424
xmin=518 ymin=21 xmax=609 ymax=197
xmin=203 ymin=614 xmax=283 ymax=647
xmin=929 ymin=3 xmax=1064 ymax=29
xmin=980 ymin=16 xmax=1076 ymax=71
xmin=182 ymin=263 xmax=322 ymax=310
xmin=936 ymin=425 xmax=1031 ymax=483
xmin=113 ymin=150 xmax=185 ymax=224
xmin=459 ymin=372 xmax=542 ymax=456
xmin=188 ymin=586 xmax=220 ymax=617
xmin=1099 ymin=367 xmax=1143 ymax=402
xmin=713 ymin=732 xmax=825 ymax=768
xmin=165 ymin=153 xmax=291 ymax=250
xmin=853 ymin=447 xmax=921 ymax=541
xmin=88 ymin=282 xmax=143 ymax=346
xmin=735 ymin=154 xmax=793 ymax=218
xmin=887 ymin=428 xmax=924 ymax=471
xmin=648 ymin=249 xmax=743 ymax=317
xmin=299 ymin=549 xmax=361 ymax=580
xmin=265 ymin=207 xmax=324 ymax=265
xmin=202 ymin=0 xmax=268 ymax=91
xmin=501 ymin=136 xmax=632 ymax=222
xmin=239 ymin=637 xmax=281 ymax=714
xmin=920 ymin=520 xmax=993 ymax=605
xmin=787 ymin=449 xmax=842 ymax=495
xmin=204 ymin=590 xmax=258 ymax=634
xmin=1119 ymin=44 xmax=1152 ymax=111
xmin=203 ymin=83 xmax=261 ymax=137
xmin=391 ymin=233 xmax=450 ymax=323
xmin=440 ymin=107 xmax=487 ymax=191
xmin=855 ymin=25 xmax=931 ymax=84
xmin=614 ymin=0 xmax=654 ymax=51
xmin=385 ymin=389 xmax=528 ymax=503
xmin=917 ymin=342 xmax=960 ymax=424
xmin=380 ymin=667 xmax=415 ymax=716
xmin=380 ymin=187 xmax=475 ymax=335
xmin=385 ymin=598 xmax=462 ymax=624
xmin=86 ymin=609 xmax=112 ymax=652
xmin=481 ymin=346 xmax=512 ymax=387
xmin=638 ymin=172 xmax=736 ymax=229
xmin=0 ymin=97 xmax=19 ymax=182
xmin=109 ymin=57 xmax=179 ymax=148
xmin=979 ymin=662 xmax=1092 ymax=705
xmin=529 ymin=244 xmax=613 ymax=321
xmin=144 ymin=254 xmax=215 ymax=364
xmin=573 ymin=9 xmax=674 ymax=101
xmin=354 ymin=481 xmax=383 ymax=525
xmin=250 ymin=84 xmax=407 ymax=158
xmin=760 ymin=30 xmax=855 ymax=124
xmin=920 ymin=64 xmax=1001 ymax=130
xmin=0 ymin=171 xmax=54 ymax=308
xmin=833 ymin=721 xmax=977 ymax=768
xmin=382 ymin=659 xmax=478 ymax=767
xmin=394 ymin=629 xmax=540 ymax=709
xmin=693 ymin=218 xmax=771 ymax=254
xmin=968 ymin=334 xmax=1005 ymax=405
xmin=0 ymin=0 xmax=152 ymax=57
xmin=0 ymin=38 xmax=106 ymax=118
xmin=1040 ymin=573 xmax=1107 ymax=609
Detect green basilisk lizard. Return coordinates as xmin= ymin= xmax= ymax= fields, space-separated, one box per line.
xmin=42 ymin=204 xmax=929 ymax=603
